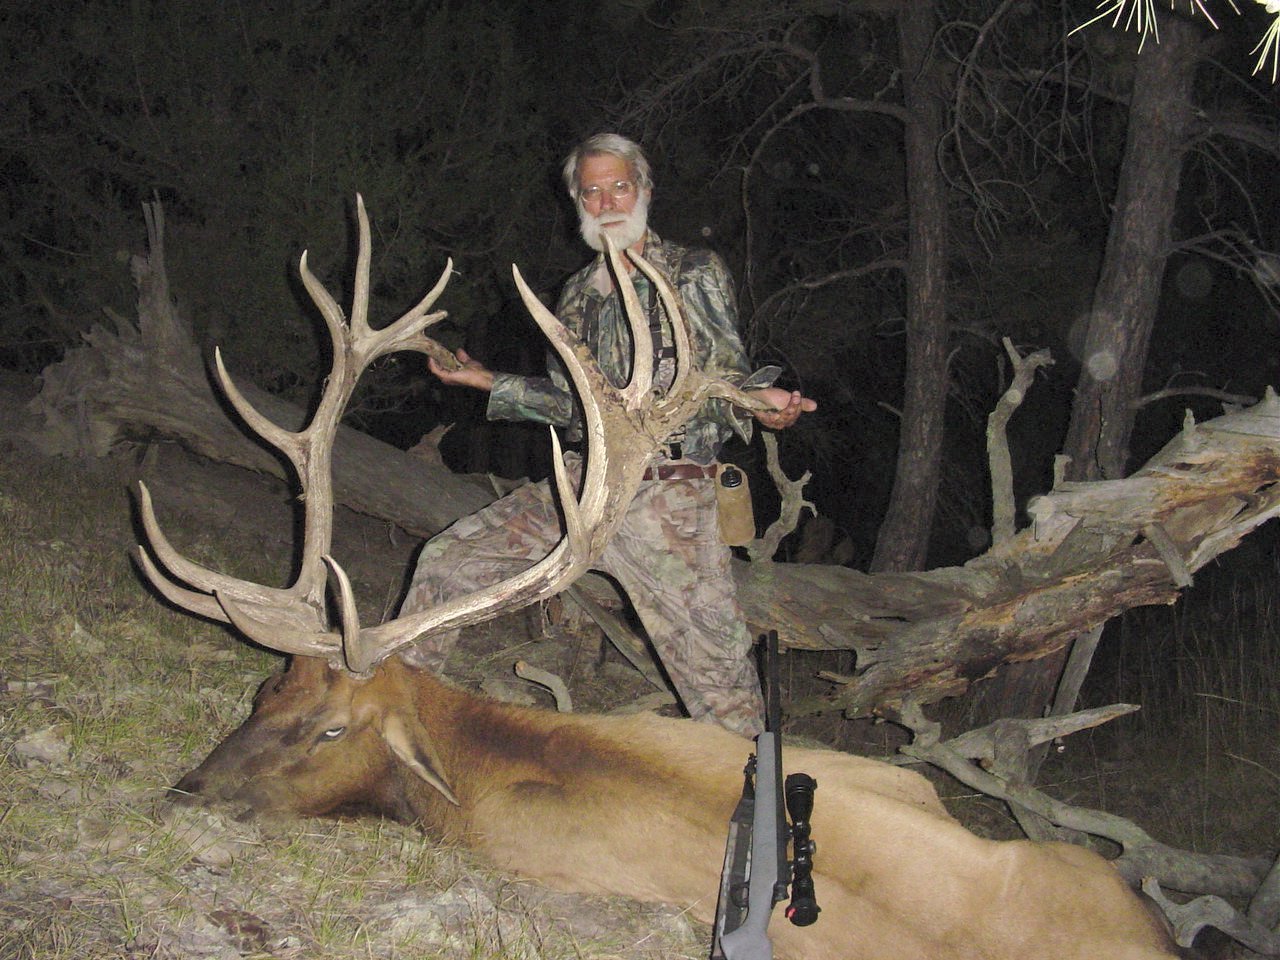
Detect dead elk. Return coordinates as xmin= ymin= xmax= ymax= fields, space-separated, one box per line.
xmin=140 ymin=199 xmax=1179 ymax=960
xmin=170 ymin=655 xmax=1179 ymax=960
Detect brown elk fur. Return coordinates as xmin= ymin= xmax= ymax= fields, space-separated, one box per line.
xmin=173 ymin=654 xmax=1180 ymax=960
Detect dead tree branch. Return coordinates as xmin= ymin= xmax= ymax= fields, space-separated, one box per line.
xmin=747 ymin=432 xmax=815 ymax=563
xmin=1143 ymin=877 xmax=1280 ymax=955
xmin=987 ymin=338 xmax=1052 ymax=545
xmin=894 ymin=700 xmax=1272 ymax=902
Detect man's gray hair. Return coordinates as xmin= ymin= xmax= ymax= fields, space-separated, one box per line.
xmin=562 ymin=133 xmax=654 ymax=199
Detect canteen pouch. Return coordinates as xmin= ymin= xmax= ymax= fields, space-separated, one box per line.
xmin=716 ymin=463 xmax=755 ymax=546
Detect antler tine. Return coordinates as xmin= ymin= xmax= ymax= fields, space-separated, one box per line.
xmin=212 ymin=347 xmax=306 ymax=471
xmin=628 ymin=251 xmax=692 ymax=401
xmin=132 ymin=541 xmax=230 ymax=624
xmin=604 ymin=236 xmax=654 ymax=409
xmin=135 ymin=481 xmax=309 ymax=617
xmin=630 ymin=253 xmax=771 ymax=424
xmin=509 ymin=267 xmax=619 ymax=551
xmin=297 ymin=249 xmax=351 ymax=384
xmin=350 ymin=194 xmax=374 ymax=339
xmin=325 ymin=556 xmax=370 ymax=673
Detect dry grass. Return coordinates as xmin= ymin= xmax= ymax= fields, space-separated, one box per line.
xmin=1057 ymin=546 xmax=1280 ymax=857
xmin=0 ymin=448 xmax=702 ymax=960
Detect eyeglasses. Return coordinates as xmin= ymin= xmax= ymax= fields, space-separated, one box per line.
xmin=578 ymin=180 xmax=637 ymax=204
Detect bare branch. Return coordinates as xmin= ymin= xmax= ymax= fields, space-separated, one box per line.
xmin=894 ymin=700 xmax=1272 ymax=901
xmin=514 ymin=661 xmax=573 ymax=713
xmin=1250 ymin=853 xmax=1280 ymax=928
xmin=747 ymin=432 xmax=815 ymax=563
xmin=987 ymin=338 xmax=1053 ymax=545
xmin=1133 ymin=384 xmax=1259 ymax=410
xmin=1143 ymin=877 xmax=1280 ymax=953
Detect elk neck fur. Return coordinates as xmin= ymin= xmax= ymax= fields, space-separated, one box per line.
xmin=172 ymin=654 xmax=1180 ymax=960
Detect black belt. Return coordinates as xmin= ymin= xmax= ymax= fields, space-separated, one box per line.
xmin=642 ymin=463 xmax=717 ymax=481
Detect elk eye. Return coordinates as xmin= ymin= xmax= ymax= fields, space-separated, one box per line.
xmin=321 ymin=726 xmax=346 ymax=741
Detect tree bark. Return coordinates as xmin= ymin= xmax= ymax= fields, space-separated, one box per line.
xmin=1062 ymin=13 xmax=1202 ymax=483
xmin=871 ymin=1 xmax=951 ymax=573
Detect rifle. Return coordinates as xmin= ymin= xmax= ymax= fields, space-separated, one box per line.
xmin=711 ymin=630 xmax=820 ymax=960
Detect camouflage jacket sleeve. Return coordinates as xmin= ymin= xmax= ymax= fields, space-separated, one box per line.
xmin=485 ymin=369 xmax=574 ymax=428
xmin=677 ymin=247 xmax=779 ymax=456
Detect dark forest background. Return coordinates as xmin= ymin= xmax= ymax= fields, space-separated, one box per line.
xmin=3 ymin=0 xmax=1278 ymax=570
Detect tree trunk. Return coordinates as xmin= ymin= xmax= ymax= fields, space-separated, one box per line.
xmin=871 ymin=1 xmax=951 ymax=573
xmin=1063 ymin=13 xmax=1202 ymax=483
xmin=971 ymin=12 xmax=1202 ymax=724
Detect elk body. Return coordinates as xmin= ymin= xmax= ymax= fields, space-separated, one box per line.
xmin=140 ymin=200 xmax=1180 ymax=960
xmin=171 ymin=654 xmax=1180 ymax=960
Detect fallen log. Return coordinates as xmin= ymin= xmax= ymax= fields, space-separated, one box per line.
xmin=743 ymin=399 xmax=1280 ymax=717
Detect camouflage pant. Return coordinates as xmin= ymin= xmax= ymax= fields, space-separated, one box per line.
xmin=399 ymin=460 xmax=765 ymax=737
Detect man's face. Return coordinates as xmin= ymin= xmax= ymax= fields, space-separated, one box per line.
xmin=576 ymin=152 xmax=650 ymax=253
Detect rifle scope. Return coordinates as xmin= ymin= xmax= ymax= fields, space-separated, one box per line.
xmin=784 ymin=772 xmax=820 ymax=926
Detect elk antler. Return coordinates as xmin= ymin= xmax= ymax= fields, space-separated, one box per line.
xmin=136 ymin=196 xmax=769 ymax=675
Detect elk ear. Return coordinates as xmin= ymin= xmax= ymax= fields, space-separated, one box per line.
xmin=382 ymin=713 xmax=460 ymax=807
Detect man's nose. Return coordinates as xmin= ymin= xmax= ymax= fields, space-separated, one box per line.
xmin=599 ymin=190 xmax=617 ymax=211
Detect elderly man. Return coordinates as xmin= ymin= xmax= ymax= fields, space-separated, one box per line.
xmin=401 ymin=133 xmax=816 ymax=737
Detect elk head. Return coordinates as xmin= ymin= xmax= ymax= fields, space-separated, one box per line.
xmin=169 ymin=656 xmax=463 ymax=823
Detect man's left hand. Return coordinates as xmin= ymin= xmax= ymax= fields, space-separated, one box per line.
xmin=751 ymin=387 xmax=817 ymax=430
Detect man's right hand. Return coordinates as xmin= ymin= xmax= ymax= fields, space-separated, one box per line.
xmin=428 ymin=348 xmax=495 ymax=393
xmin=750 ymin=386 xmax=817 ymax=430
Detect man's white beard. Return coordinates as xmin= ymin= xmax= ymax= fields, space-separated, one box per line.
xmin=578 ymin=191 xmax=650 ymax=253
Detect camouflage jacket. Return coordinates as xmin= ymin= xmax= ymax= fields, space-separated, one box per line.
xmin=487 ymin=231 xmax=778 ymax=464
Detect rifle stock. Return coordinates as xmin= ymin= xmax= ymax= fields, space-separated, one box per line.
xmin=711 ymin=631 xmax=818 ymax=960
xmin=714 ymin=732 xmax=781 ymax=960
